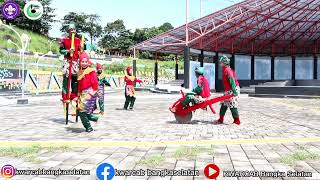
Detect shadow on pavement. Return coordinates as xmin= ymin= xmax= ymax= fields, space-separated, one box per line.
xmin=166 ymin=120 xmax=227 ymax=125
xmin=65 ymin=127 xmax=85 ymax=133
xmin=50 ymin=118 xmax=75 ymax=125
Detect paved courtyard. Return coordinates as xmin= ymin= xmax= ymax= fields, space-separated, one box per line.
xmin=0 ymin=91 xmax=320 ymax=180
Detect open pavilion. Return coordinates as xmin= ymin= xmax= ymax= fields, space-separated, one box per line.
xmin=133 ymin=0 xmax=320 ymax=91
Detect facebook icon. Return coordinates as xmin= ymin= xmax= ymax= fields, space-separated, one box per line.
xmin=96 ymin=163 xmax=115 ymax=180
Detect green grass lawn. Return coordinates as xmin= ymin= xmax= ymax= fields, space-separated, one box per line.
xmin=0 ymin=26 xmax=60 ymax=54
xmin=0 ymin=49 xmax=61 ymax=72
xmin=104 ymin=58 xmax=184 ymax=77
xmin=0 ymin=53 xmax=183 ymax=77
xmin=0 ymin=145 xmax=69 ymax=164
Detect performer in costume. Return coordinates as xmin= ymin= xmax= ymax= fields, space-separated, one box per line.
xmin=59 ymin=23 xmax=81 ymax=103
xmin=77 ymin=53 xmax=99 ymax=132
xmin=215 ymin=55 xmax=241 ymax=125
xmin=96 ymin=63 xmax=111 ymax=115
xmin=170 ymin=67 xmax=210 ymax=112
xmin=123 ymin=66 xmax=142 ymax=110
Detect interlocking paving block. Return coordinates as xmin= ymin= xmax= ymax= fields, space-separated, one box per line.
xmin=0 ymin=92 xmax=319 ymax=179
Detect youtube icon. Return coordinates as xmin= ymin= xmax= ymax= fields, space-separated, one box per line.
xmin=204 ymin=164 xmax=220 ymax=179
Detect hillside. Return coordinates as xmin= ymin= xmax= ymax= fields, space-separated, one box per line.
xmin=0 ymin=26 xmax=60 ymax=54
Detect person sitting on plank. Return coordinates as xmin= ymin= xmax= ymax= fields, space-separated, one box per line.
xmin=170 ymin=67 xmax=210 ymax=112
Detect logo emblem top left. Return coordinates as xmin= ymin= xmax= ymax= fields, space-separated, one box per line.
xmin=1 ymin=1 xmax=20 ymax=21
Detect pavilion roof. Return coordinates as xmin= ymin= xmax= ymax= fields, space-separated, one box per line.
xmin=133 ymin=0 xmax=320 ymax=56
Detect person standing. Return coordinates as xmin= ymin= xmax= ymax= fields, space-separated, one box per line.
xmin=215 ymin=55 xmax=241 ymax=125
xmin=96 ymin=63 xmax=111 ymax=115
xmin=123 ymin=66 xmax=142 ymax=110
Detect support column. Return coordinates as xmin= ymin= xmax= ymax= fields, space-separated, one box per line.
xmin=175 ymin=55 xmax=179 ymax=80
xmin=199 ymin=49 xmax=204 ymax=67
xmin=292 ymin=56 xmax=296 ymax=80
xmin=133 ymin=59 xmax=137 ymax=77
xmin=214 ymin=52 xmax=219 ymax=91
xmin=271 ymin=56 xmax=275 ymax=81
xmin=133 ymin=59 xmax=137 ymax=87
xmin=314 ymin=56 xmax=318 ymax=80
xmin=154 ymin=59 xmax=158 ymax=85
xmin=184 ymin=46 xmax=190 ymax=88
xmin=230 ymin=54 xmax=235 ymax=70
xmin=251 ymin=55 xmax=255 ymax=80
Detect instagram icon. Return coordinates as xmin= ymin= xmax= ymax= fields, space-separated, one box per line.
xmin=1 ymin=165 xmax=16 ymax=178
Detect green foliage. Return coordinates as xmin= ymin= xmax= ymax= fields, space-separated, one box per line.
xmin=139 ymin=51 xmax=153 ymax=59
xmin=60 ymin=12 xmax=103 ymax=45
xmin=0 ymin=0 xmax=56 ymax=35
xmin=99 ymin=19 xmax=133 ymax=53
xmin=104 ymin=62 xmax=126 ymax=74
xmin=60 ymin=12 xmax=87 ymax=33
xmin=132 ymin=22 xmax=174 ymax=44
xmin=159 ymin=22 xmax=174 ymax=32
xmin=162 ymin=54 xmax=176 ymax=61
xmin=100 ymin=21 xmax=174 ymax=55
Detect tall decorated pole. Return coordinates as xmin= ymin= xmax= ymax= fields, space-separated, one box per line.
xmin=67 ymin=33 xmax=75 ymax=100
xmin=74 ymin=33 xmax=86 ymax=123
xmin=81 ymin=34 xmax=85 ymax=49
xmin=65 ymin=32 xmax=75 ymax=124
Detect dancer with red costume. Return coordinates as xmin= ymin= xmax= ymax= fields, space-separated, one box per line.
xmin=122 ymin=66 xmax=143 ymax=110
xmin=77 ymin=53 xmax=99 ymax=132
xmin=215 ymin=55 xmax=241 ymax=125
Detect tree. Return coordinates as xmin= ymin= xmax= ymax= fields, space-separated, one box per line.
xmin=159 ymin=22 xmax=174 ymax=32
xmin=132 ymin=28 xmax=148 ymax=43
xmin=60 ymin=13 xmax=102 ymax=47
xmin=83 ymin=14 xmax=103 ymax=45
xmin=104 ymin=19 xmax=126 ymax=37
xmin=132 ymin=22 xmax=174 ymax=44
xmin=99 ymin=20 xmax=133 ymax=54
xmin=117 ymin=30 xmax=133 ymax=53
xmin=60 ymin=12 xmax=87 ymax=33
xmin=99 ymin=20 xmax=173 ymax=55
xmin=0 ymin=0 xmax=56 ymax=36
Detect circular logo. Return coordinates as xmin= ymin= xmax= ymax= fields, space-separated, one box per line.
xmin=23 ymin=1 xmax=43 ymax=20
xmin=1 ymin=1 xmax=20 ymax=21
xmin=204 ymin=164 xmax=220 ymax=179
xmin=1 ymin=165 xmax=16 ymax=178
xmin=96 ymin=163 xmax=115 ymax=180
